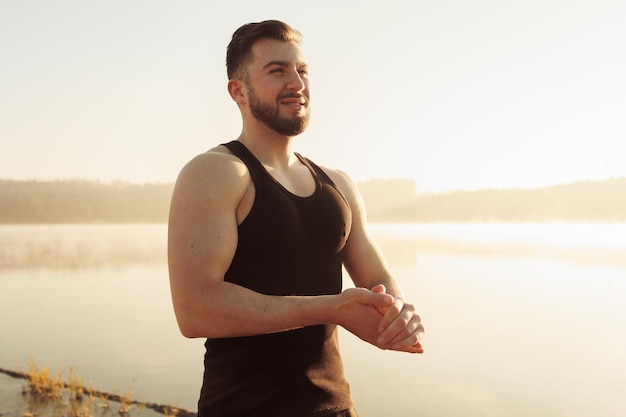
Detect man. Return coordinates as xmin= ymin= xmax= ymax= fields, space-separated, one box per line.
xmin=168 ymin=20 xmax=424 ymax=417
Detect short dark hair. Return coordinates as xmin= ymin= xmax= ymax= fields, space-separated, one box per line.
xmin=226 ymin=20 xmax=303 ymax=80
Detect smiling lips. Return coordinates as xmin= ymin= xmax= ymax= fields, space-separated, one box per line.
xmin=279 ymin=96 xmax=307 ymax=109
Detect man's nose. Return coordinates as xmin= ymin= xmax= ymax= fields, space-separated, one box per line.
xmin=286 ymin=70 xmax=306 ymax=92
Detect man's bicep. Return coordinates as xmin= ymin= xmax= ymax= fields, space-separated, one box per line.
xmin=167 ymin=158 xmax=243 ymax=331
xmin=168 ymin=153 xmax=244 ymax=280
xmin=168 ymin=207 xmax=238 ymax=286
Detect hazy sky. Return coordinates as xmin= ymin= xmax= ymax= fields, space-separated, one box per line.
xmin=2 ymin=0 xmax=625 ymax=193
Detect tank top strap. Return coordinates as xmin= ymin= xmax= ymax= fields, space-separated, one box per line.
xmin=222 ymin=140 xmax=269 ymax=189
xmin=223 ymin=141 xmax=342 ymax=200
xmin=295 ymin=153 xmax=337 ymax=187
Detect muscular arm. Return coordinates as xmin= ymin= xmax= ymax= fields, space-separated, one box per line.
xmin=167 ymin=150 xmax=394 ymax=341
xmin=327 ymin=169 xmax=425 ymax=353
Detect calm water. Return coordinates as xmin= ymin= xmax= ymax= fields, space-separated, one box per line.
xmin=1 ymin=223 xmax=625 ymax=416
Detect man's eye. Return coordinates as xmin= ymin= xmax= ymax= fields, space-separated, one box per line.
xmin=270 ymin=68 xmax=284 ymax=74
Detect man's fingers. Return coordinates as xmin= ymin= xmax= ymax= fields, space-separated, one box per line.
xmin=345 ymin=287 xmax=425 ymax=354
xmin=343 ymin=287 xmax=393 ymax=312
xmin=377 ymin=302 xmax=424 ymax=348
xmin=377 ymin=297 xmax=404 ymax=334
xmin=371 ymin=284 xmax=386 ymax=294
xmin=404 ymin=341 xmax=425 ymax=354
xmin=369 ymin=284 xmax=389 ymax=315
xmin=364 ymin=288 xmax=393 ymax=307
xmin=390 ymin=322 xmax=425 ymax=349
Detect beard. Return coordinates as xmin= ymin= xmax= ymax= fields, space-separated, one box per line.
xmin=248 ymin=86 xmax=310 ymax=136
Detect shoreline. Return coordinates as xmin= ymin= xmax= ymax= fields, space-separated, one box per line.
xmin=0 ymin=368 xmax=196 ymax=417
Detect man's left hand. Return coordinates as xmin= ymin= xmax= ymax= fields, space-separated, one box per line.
xmin=371 ymin=284 xmax=425 ymax=354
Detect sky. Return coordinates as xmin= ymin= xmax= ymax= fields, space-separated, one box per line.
xmin=1 ymin=0 xmax=625 ymax=194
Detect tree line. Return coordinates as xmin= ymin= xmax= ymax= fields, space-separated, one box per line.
xmin=363 ymin=177 xmax=626 ymax=223
xmin=0 ymin=180 xmax=173 ymax=223
xmin=1 ymin=177 xmax=625 ymax=224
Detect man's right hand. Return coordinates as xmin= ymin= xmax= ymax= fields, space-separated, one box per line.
xmin=333 ymin=288 xmax=394 ymax=346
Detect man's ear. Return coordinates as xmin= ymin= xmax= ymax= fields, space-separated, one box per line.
xmin=228 ymin=79 xmax=246 ymax=104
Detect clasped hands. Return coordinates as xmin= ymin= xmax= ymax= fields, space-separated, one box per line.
xmin=337 ymin=284 xmax=424 ymax=354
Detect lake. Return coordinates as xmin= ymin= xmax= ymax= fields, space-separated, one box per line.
xmin=1 ymin=223 xmax=625 ymax=416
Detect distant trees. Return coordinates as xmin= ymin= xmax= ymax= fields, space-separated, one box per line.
xmin=359 ymin=178 xmax=417 ymax=220
xmin=0 ymin=180 xmax=173 ymax=223
xmin=360 ymin=178 xmax=626 ymax=223
xmin=1 ymin=177 xmax=625 ymax=224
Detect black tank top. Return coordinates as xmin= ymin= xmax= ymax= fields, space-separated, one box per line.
xmin=198 ymin=141 xmax=354 ymax=417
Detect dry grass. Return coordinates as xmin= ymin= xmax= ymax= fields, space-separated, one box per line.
xmin=25 ymin=361 xmax=64 ymax=401
xmin=0 ymin=360 xmax=194 ymax=417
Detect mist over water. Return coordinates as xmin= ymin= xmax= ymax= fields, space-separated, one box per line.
xmin=1 ymin=224 xmax=625 ymax=416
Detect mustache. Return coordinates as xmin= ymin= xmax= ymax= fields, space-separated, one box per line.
xmin=278 ymin=93 xmax=308 ymax=103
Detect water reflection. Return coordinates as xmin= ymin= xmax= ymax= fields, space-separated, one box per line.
xmin=1 ymin=223 xmax=625 ymax=416
xmin=2 ymin=223 xmax=626 ymax=271
xmin=371 ymin=223 xmax=626 ymax=269
xmin=0 ymin=224 xmax=167 ymax=270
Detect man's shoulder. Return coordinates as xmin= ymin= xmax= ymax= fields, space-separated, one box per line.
xmin=183 ymin=145 xmax=247 ymax=177
xmin=174 ymin=145 xmax=250 ymax=195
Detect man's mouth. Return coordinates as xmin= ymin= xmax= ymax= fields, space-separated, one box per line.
xmin=279 ymin=96 xmax=307 ymax=108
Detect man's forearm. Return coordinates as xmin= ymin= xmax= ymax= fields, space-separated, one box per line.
xmin=174 ymin=280 xmax=332 ymax=338
xmin=173 ymin=280 xmax=394 ymax=340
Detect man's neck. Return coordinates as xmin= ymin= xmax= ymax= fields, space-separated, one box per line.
xmin=237 ymin=124 xmax=298 ymax=170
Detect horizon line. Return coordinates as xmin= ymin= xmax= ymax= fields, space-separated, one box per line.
xmin=1 ymin=175 xmax=624 ymax=195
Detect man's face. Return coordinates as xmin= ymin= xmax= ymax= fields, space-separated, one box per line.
xmin=244 ymin=39 xmax=310 ymax=136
